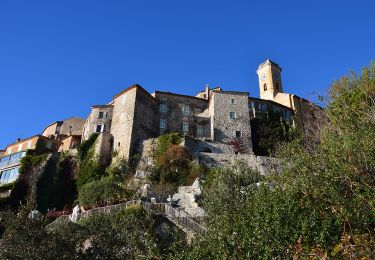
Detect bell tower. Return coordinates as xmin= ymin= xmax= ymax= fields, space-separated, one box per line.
xmin=256 ymin=59 xmax=283 ymax=100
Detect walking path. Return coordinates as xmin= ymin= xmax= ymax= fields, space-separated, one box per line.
xmin=47 ymin=200 xmax=207 ymax=236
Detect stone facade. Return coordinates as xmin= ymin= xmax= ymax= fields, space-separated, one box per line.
xmin=82 ymin=105 xmax=113 ymax=141
xmin=42 ymin=117 xmax=84 ymax=139
xmin=153 ymin=92 xmax=210 ymax=138
xmin=111 ymin=85 xmax=158 ymax=160
xmin=208 ymin=91 xmax=253 ymax=153
xmin=197 ymin=152 xmax=281 ymax=176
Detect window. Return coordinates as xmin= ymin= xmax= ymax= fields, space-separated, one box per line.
xmin=229 ymin=112 xmax=237 ymax=119
xmin=263 ymin=83 xmax=267 ymax=91
xmin=46 ymin=141 xmax=52 ymax=149
xmin=161 ymin=96 xmax=168 ymax=101
xmin=0 ymin=167 xmax=20 ymax=184
xmin=197 ymin=125 xmax=204 ymax=136
xmin=17 ymin=144 xmax=23 ymax=152
xmin=230 ymin=98 xmax=236 ymax=104
xmin=159 ymin=104 xmax=167 ymax=113
xmin=95 ymin=125 xmax=104 ymax=133
xmin=250 ymin=101 xmax=255 ymax=108
xmin=160 ymin=119 xmax=166 ymax=129
xmin=183 ymin=122 xmax=189 ymax=132
xmin=182 ymin=106 xmax=190 ymax=116
xmin=98 ymin=111 xmax=104 ymax=119
xmin=235 ymin=131 xmax=242 ymax=138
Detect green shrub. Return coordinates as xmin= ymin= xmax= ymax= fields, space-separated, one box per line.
xmin=78 ymin=178 xmax=130 ymax=207
xmin=77 ymin=134 xmax=99 ymax=161
xmin=76 ymin=134 xmax=107 ymax=190
xmin=105 ymin=157 xmax=134 ymax=183
xmin=155 ymin=133 xmax=182 ymax=165
xmin=250 ymin=111 xmax=297 ymax=156
xmin=19 ymin=154 xmax=48 ymax=175
xmin=76 ymin=159 xmax=104 ymax=190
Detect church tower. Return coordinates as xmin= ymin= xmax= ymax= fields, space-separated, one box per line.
xmin=256 ymin=59 xmax=283 ymax=100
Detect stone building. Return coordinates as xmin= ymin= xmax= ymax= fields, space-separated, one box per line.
xmin=80 ymin=60 xmax=317 ymax=160
xmin=0 ymin=135 xmax=60 ymax=186
xmin=81 ymin=105 xmax=113 ymax=141
xmin=42 ymin=117 xmax=85 ymax=152
xmin=256 ymin=59 xmax=320 ymax=135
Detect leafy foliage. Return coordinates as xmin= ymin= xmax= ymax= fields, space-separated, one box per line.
xmin=251 ymin=111 xmax=296 ymax=156
xmin=76 ymin=134 xmax=106 ymax=190
xmin=77 ymin=133 xmax=99 ymax=161
xmin=155 ymin=133 xmax=182 ymax=165
xmin=35 ymin=153 xmax=78 ymax=213
xmin=150 ymin=145 xmax=194 ymax=185
xmin=78 ymin=177 xmax=131 ymax=207
xmin=0 ymin=204 xmax=181 ymax=259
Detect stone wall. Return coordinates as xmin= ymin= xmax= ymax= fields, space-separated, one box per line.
xmin=131 ymin=88 xmax=158 ymax=154
xmin=82 ymin=106 xmax=113 ymax=141
xmin=93 ymin=133 xmax=112 ymax=166
xmin=197 ymin=152 xmax=280 ymax=176
xmin=154 ymin=92 xmax=210 ymax=138
xmin=210 ymin=91 xmax=253 ymax=154
xmin=111 ymin=86 xmax=138 ymax=159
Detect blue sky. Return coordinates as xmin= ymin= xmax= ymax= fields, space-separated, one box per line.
xmin=0 ymin=0 xmax=374 ymax=148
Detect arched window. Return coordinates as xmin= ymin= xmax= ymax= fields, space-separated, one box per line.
xmin=263 ymin=83 xmax=267 ymax=91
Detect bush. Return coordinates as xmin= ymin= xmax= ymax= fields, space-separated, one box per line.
xmin=77 ymin=134 xmax=99 ymax=161
xmin=105 ymin=157 xmax=134 ymax=183
xmin=76 ymin=134 xmax=106 ymax=190
xmin=78 ymin=178 xmax=130 ymax=207
xmin=251 ymin=111 xmax=296 ymax=156
xmin=155 ymin=133 xmax=182 ymax=165
xmin=150 ymin=145 xmax=193 ymax=185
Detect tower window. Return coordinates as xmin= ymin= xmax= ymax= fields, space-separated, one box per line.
xmin=159 ymin=104 xmax=167 ymax=113
xmin=160 ymin=119 xmax=166 ymax=129
xmin=95 ymin=125 xmax=104 ymax=133
xmin=183 ymin=122 xmax=189 ymax=132
xmin=263 ymin=83 xmax=267 ymax=91
xmin=229 ymin=112 xmax=237 ymax=119
xmin=197 ymin=125 xmax=204 ymax=136
xmin=235 ymin=131 xmax=242 ymax=138
xmin=98 ymin=111 xmax=104 ymax=119
xmin=182 ymin=106 xmax=190 ymax=116
xmin=230 ymin=98 xmax=236 ymax=104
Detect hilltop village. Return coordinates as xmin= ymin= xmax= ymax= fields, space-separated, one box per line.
xmin=0 ymin=60 xmax=318 ymax=186
xmin=1 ymin=59 xmax=374 ymax=259
xmin=0 ymin=60 xmax=319 ymax=210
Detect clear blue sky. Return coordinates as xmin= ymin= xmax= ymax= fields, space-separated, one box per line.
xmin=0 ymin=0 xmax=374 ymax=148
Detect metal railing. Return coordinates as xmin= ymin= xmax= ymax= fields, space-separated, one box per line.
xmin=164 ymin=203 xmax=206 ymax=236
xmin=48 ymin=200 xmax=207 ymax=237
xmin=80 ymin=200 xmax=137 ymax=219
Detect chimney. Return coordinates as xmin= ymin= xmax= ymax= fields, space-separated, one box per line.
xmin=16 ymin=138 xmax=21 ymax=142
